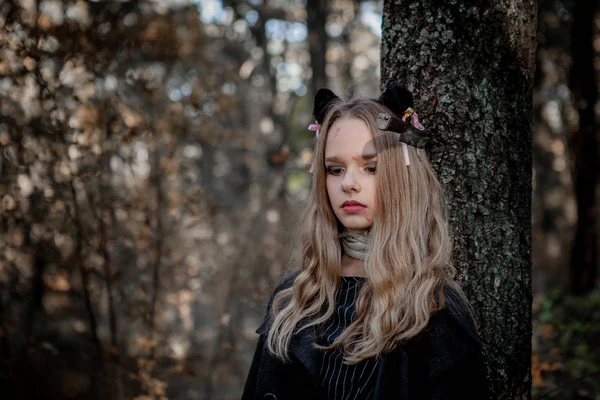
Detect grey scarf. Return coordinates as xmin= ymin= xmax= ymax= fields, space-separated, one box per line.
xmin=339 ymin=229 xmax=371 ymax=261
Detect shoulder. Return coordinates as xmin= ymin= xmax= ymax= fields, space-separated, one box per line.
xmin=430 ymin=284 xmax=480 ymax=344
xmin=272 ymin=270 xmax=300 ymax=295
xmin=255 ymin=270 xmax=299 ymax=334
xmin=415 ymin=284 xmax=482 ymax=379
xmin=439 ymin=284 xmax=480 ymax=342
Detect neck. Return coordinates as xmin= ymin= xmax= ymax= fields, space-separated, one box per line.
xmin=340 ymin=254 xmax=366 ymax=277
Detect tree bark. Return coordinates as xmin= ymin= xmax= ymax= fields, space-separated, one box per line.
xmin=381 ymin=1 xmax=537 ymax=399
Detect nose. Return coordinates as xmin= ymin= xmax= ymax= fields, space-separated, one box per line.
xmin=341 ymin=167 xmax=360 ymax=193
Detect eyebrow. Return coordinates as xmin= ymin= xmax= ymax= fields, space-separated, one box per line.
xmin=324 ymin=153 xmax=378 ymax=162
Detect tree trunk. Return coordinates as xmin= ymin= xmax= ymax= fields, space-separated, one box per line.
xmin=307 ymin=0 xmax=329 ymax=98
xmin=381 ymin=1 xmax=537 ymax=399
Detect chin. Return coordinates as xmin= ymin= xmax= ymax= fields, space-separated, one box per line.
xmin=340 ymin=220 xmax=373 ymax=231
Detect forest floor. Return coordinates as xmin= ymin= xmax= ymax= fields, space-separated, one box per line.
xmin=532 ymin=288 xmax=600 ymax=400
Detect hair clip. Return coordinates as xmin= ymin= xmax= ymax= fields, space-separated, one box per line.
xmin=376 ymin=112 xmax=407 ymax=132
xmin=376 ymin=113 xmax=429 ymax=149
xmin=376 ymin=110 xmax=428 ymax=166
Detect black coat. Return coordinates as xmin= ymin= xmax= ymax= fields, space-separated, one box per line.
xmin=242 ymin=274 xmax=489 ymax=400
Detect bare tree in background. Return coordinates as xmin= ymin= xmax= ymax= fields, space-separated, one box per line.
xmin=569 ymin=0 xmax=599 ymax=295
xmin=307 ymin=0 xmax=329 ymax=98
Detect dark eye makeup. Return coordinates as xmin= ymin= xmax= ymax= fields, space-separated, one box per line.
xmin=365 ymin=164 xmax=377 ymax=173
xmin=325 ymin=163 xmax=377 ymax=175
xmin=325 ymin=166 xmax=343 ymax=175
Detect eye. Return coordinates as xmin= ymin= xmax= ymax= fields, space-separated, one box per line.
xmin=326 ymin=166 xmax=343 ymax=176
xmin=365 ymin=164 xmax=377 ymax=174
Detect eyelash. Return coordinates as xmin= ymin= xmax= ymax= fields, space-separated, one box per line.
xmin=366 ymin=165 xmax=377 ymax=174
xmin=326 ymin=164 xmax=377 ymax=175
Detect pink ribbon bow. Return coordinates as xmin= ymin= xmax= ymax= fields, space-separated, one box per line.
xmin=402 ymin=112 xmax=425 ymax=131
xmin=308 ymin=123 xmax=321 ymax=136
xmin=401 ymin=111 xmax=424 ymax=165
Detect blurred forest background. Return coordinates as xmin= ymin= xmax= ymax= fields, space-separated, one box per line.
xmin=0 ymin=0 xmax=598 ymax=399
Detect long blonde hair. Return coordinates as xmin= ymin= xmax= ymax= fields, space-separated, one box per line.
xmin=267 ymin=98 xmax=466 ymax=363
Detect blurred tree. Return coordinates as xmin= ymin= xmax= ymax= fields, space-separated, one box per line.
xmin=532 ymin=0 xmax=578 ymax=295
xmin=381 ymin=1 xmax=537 ymax=399
xmin=337 ymin=0 xmax=362 ymax=90
xmin=569 ymin=0 xmax=599 ymax=295
xmin=307 ymin=0 xmax=329 ymax=98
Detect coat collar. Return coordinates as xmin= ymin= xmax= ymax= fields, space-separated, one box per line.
xmin=285 ymin=305 xmax=481 ymax=395
xmin=256 ymin=313 xmax=321 ymax=380
xmin=290 ymin=324 xmax=321 ymax=380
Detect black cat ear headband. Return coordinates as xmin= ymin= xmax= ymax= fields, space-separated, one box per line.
xmin=308 ymin=83 xmax=430 ymax=172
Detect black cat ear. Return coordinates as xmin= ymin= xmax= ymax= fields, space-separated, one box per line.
xmin=313 ymin=88 xmax=340 ymax=124
xmin=378 ymin=83 xmax=414 ymax=118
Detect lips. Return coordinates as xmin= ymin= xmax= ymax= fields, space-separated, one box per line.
xmin=341 ymin=200 xmax=366 ymax=213
xmin=342 ymin=200 xmax=366 ymax=207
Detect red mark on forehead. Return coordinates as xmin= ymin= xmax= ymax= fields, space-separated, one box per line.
xmin=334 ymin=127 xmax=340 ymax=137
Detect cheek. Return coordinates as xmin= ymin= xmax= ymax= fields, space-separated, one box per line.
xmin=325 ymin=178 xmax=335 ymax=199
xmin=366 ymin=180 xmax=378 ymax=217
xmin=366 ymin=177 xmax=377 ymax=200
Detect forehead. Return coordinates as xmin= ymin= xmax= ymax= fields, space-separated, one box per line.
xmin=325 ymin=117 xmax=376 ymax=157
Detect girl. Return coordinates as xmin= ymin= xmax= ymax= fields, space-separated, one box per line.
xmin=242 ymin=84 xmax=488 ymax=400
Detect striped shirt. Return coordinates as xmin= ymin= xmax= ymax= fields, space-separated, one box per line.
xmin=318 ymin=277 xmax=380 ymax=400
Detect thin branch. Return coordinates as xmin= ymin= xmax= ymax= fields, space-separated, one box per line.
xmin=88 ymin=180 xmax=119 ymax=351
xmin=70 ymin=180 xmax=103 ymax=357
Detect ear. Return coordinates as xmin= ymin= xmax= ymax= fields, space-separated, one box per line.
xmin=378 ymin=83 xmax=414 ymax=117
xmin=313 ymin=88 xmax=340 ymax=124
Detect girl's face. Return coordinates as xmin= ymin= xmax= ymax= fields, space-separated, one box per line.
xmin=324 ymin=117 xmax=378 ymax=231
